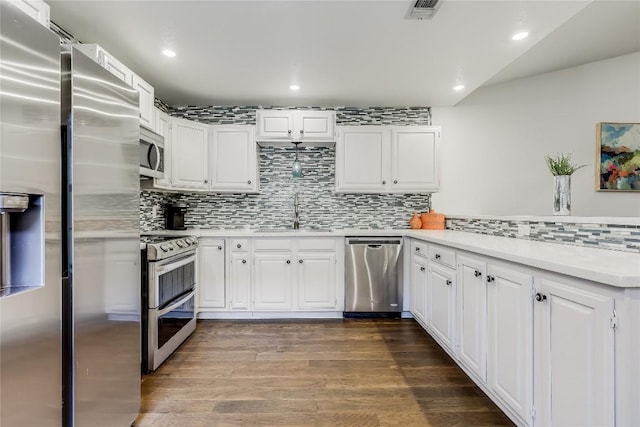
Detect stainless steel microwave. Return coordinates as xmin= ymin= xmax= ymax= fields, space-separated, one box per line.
xmin=139 ymin=126 xmax=165 ymax=179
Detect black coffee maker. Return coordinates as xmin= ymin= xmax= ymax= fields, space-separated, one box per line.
xmin=165 ymin=203 xmax=187 ymax=230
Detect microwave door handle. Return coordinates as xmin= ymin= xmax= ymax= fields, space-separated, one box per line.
xmin=147 ymin=143 xmax=155 ymax=170
xmin=153 ymin=143 xmax=161 ymax=171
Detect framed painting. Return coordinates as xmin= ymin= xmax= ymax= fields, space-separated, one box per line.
xmin=596 ymin=122 xmax=640 ymax=191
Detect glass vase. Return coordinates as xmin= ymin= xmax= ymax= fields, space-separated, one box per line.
xmin=553 ymin=175 xmax=571 ymax=216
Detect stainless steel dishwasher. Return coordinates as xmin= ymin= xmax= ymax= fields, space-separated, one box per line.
xmin=345 ymin=237 xmax=403 ymax=316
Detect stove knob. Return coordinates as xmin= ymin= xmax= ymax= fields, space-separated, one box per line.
xmin=176 ymin=240 xmax=185 ymax=248
xmin=160 ymin=244 xmax=169 ymax=252
xmin=167 ymin=243 xmax=175 ymax=250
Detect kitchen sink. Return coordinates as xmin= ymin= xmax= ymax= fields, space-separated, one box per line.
xmin=253 ymin=228 xmax=333 ymax=233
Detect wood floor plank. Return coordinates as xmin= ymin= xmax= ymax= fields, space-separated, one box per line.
xmin=135 ymin=319 xmax=514 ymax=427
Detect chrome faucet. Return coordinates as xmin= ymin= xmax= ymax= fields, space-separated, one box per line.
xmin=293 ymin=192 xmax=300 ymax=229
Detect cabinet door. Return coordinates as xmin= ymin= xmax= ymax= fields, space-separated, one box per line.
xmin=171 ymin=118 xmax=209 ymax=189
xmin=8 ymin=0 xmax=50 ymax=26
xmin=229 ymin=253 xmax=251 ymax=310
xmin=198 ymin=240 xmax=226 ymax=309
xmin=411 ymin=255 xmax=428 ymax=326
xmin=294 ymin=110 xmax=335 ymax=141
xmin=427 ymin=263 xmax=455 ymax=351
xmin=457 ymin=255 xmax=487 ymax=382
xmin=253 ymin=253 xmax=294 ymax=310
xmin=99 ymin=51 xmax=133 ymax=85
xmin=391 ymin=127 xmax=440 ymax=192
xmin=487 ymin=264 xmax=533 ymax=424
xmin=297 ymin=253 xmax=336 ymax=310
xmin=154 ymin=109 xmax=172 ymax=188
xmin=210 ymin=126 xmax=258 ymax=192
xmin=335 ymin=126 xmax=390 ymax=193
xmin=256 ymin=110 xmax=294 ymax=140
xmin=132 ymin=74 xmax=155 ymax=129
xmin=534 ymin=277 xmax=615 ymax=427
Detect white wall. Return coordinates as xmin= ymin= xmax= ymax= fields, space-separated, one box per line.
xmin=431 ymin=52 xmax=640 ymax=218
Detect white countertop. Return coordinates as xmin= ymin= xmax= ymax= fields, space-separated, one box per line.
xmin=406 ymin=230 xmax=640 ymax=288
xmin=140 ymin=228 xmax=640 ymax=288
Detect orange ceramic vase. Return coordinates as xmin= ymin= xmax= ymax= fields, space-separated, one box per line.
xmin=409 ymin=212 xmax=422 ymax=229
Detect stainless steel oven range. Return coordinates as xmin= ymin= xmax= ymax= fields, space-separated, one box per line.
xmin=141 ymin=235 xmax=198 ymax=372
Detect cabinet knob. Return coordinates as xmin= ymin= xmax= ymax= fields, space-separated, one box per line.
xmin=299 ymin=259 xmax=303 ymax=264
xmin=535 ymin=293 xmax=547 ymax=302
xmin=204 ymin=179 xmax=208 ymax=184
xmin=237 ymin=244 xmax=242 ymax=249
xmin=218 ymin=246 xmax=222 ymax=250
xmin=247 ymin=180 xmax=251 ymax=184
xmin=393 ymin=180 xmax=398 ymax=184
xmin=415 ymin=247 xmax=420 ymax=252
xmin=434 ymin=254 xmax=441 ymax=260
xmin=474 ymin=270 xmax=482 ymax=277
xmin=242 ymin=259 xmax=247 ymax=264
xmin=486 ymin=275 xmax=495 ymax=283
xmin=300 ymin=129 xmax=304 ymax=135
xmin=288 ymin=130 xmax=292 ymax=135
xmin=420 ymin=266 xmax=425 ymax=272
xmin=286 ymin=260 xmax=291 ymax=264
xmin=382 ymin=180 xmax=386 ymax=185
xmin=446 ymin=280 xmax=452 ymax=286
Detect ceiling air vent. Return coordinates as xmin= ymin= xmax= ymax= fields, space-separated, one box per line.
xmin=407 ymin=0 xmax=442 ymax=20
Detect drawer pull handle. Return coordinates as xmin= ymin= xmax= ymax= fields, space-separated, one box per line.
xmin=299 ymin=259 xmax=303 ymax=264
xmin=446 ymin=280 xmax=452 ymax=286
xmin=474 ymin=270 xmax=481 ymax=277
xmin=237 ymin=244 xmax=242 ymax=249
xmin=535 ymin=293 xmax=547 ymax=302
xmin=420 ymin=266 xmax=426 ymax=272
xmin=286 ymin=260 xmax=291 ymax=264
xmin=486 ymin=275 xmax=495 ymax=283
xmin=434 ymin=254 xmax=441 ymax=260
xmin=415 ymin=247 xmax=420 ymax=252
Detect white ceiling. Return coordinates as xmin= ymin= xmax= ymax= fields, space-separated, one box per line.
xmin=47 ymin=0 xmax=639 ymax=107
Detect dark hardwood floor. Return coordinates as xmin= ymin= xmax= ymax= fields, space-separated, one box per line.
xmin=135 ymin=319 xmax=514 ymax=426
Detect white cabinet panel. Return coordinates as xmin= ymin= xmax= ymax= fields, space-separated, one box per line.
xmin=411 ymin=255 xmax=428 ymax=325
xmin=457 ymin=255 xmax=487 ymax=382
xmin=534 ymin=277 xmax=615 ymax=427
xmin=487 ymin=264 xmax=533 ymax=424
xmin=229 ymin=253 xmax=251 ymax=311
xmin=253 ymin=254 xmax=294 ymax=310
xmin=294 ymin=110 xmax=335 ymax=140
xmin=198 ymin=240 xmax=226 ymax=309
xmin=153 ymin=108 xmax=172 ymax=188
xmin=256 ymin=110 xmax=294 ymax=140
xmin=427 ymin=263 xmax=456 ymax=351
xmin=171 ymin=118 xmax=209 ymax=189
xmin=100 ymin=51 xmax=133 ymax=85
xmin=335 ymin=126 xmax=389 ymax=193
xmin=132 ymin=74 xmax=155 ymax=129
xmin=210 ymin=126 xmax=258 ymax=192
xmin=297 ymin=253 xmax=336 ymax=310
xmin=391 ymin=127 xmax=439 ymax=192
xmin=7 ymin=0 xmax=50 ymax=26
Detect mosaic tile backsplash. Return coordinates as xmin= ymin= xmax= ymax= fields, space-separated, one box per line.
xmin=446 ymin=218 xmax=640 ymax=253
xmin=140 ymin=146 xmax=431 ymax=231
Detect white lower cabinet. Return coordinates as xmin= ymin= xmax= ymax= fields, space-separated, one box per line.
xmin=408 ymin=237 xmax=628 ymax=427
xmin=297 ymin=253 xmax=337 ymax=310
xmin=229 ymin=252 xmax=251 ymax=311
xmin=534 ymin=276 xmax=615 ymax=427
xmin=456 ymin=255 xmax=487 ymax=382
xmin=253 ymin=253 xmax=294 ymax=310
xmin=410 ymin=254 xmax=428 ymax=326
xmin=487 ymin=263 xmax=533 ymax=424
xmin=427 ymin=262 xmax=456 ymax=352
xmin=198 ymin=239 xmax=226 ymax=309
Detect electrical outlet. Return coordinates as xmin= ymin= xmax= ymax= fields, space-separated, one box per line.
xmin=517 ymin=223 xmax=531 ymax=237
xmin=152 ymin=206 xmax=158 ymax=219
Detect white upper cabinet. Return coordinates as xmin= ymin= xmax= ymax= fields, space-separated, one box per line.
xmin=336 ymin=125 xmax=441 ymax=193
xmin=171 ymin=118 xmax=209 ymax=190
xmin=209 ymin=126 xmax=258 ymax=193
xmin=8 ymin=0 xmax=50 ymax=27
xmin=99 ymin=50 xmax=134 ymax=85
xmin=132 ymin=74 xmax=155 ymax=129
xmin=335 ymin=126 xmax=390 ymax=193
xmin=256 ymin=109 xmax=335 ymax=144
xmin=391 ymin=127 xmax=440 ymax=192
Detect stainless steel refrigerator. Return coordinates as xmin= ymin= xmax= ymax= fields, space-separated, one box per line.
xmin=0 ymin=2 xmax=141 ymax=425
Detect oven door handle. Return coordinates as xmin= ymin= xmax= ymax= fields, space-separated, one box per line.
xmin=156 ymin=290 xmax=195 ymax=318
xmin=155 ymin=251 xmax=197 ymax=274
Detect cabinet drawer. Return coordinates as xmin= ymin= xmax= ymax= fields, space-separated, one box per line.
xmin=411 ymin=240 xmax=428 ymax=258
xmin=253 ymin=238 xmax=293 ymax=252
xmin=429 ymin=244 xmax=455 ymax=269
xmin=231 ymin=239 xmax=249 ymax=252
xmin=298 ymin=238 xmax=337 ymax=252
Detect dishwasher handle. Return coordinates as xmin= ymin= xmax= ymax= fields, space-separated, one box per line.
xmin=346 ymin=237 xmax=402 ymax=245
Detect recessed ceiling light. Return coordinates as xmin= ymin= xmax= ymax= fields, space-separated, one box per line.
xmin=289 ymin=85 xmax=300 ymax=91
xmin=162 ymin=49 xmax=176 ymax=58
xmin=453 ymin=84 xmax=465 ymax=91
xmin=512 ymin=31 xmax=529 ymax=41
